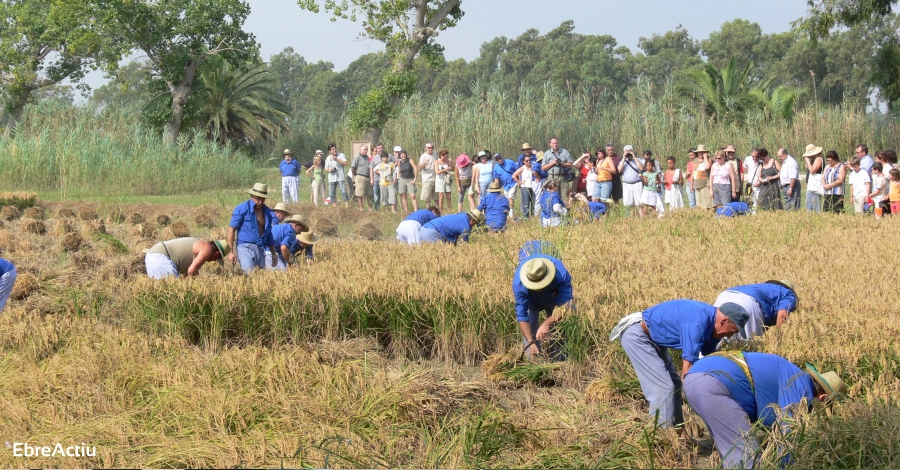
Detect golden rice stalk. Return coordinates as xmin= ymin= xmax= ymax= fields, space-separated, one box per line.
xmin=129 ymin=224 xmax=156 ymax=239
xmin=56 ymin=208 xmax=76 ymax=219
xmin=23 ymin=207 xmax=44 ymax=220
xmin=78 ymin=207 xmax=97 ymax=220
xmin=80 ymin=219 xmax=106 ymax=236
xmin=316 ymin=218 xmax=338 ymax=237
xmin=354 ymin=222 xmax=382 ymax=240
xmin=54 ymin=218 xmax=75 ymax=236
xmin=0 ymin=191 xmax=38 ymax=208
xmin=1 ymin=206 xmax=20 ymax=221
xmin=23 ymin=220 xmax=46 ymax=235
xmin=61 ymin=232 xmax=83 ymax=252
xmin=11 ymin=273 xmax=39 ymax=300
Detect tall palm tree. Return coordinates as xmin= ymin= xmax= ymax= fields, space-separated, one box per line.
xmin=750 ymin=85 xmax=805 ymax=122
xmin=677 ymin=57 xmax=756 ymax=124
xmin=195 ymin=57 xmax=290 ymax=146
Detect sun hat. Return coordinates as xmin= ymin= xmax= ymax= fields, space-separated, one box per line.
xmin=272 ymin=202 xmax=291 ymax=214
xmin=695 ymin=144 xmax=710 ymax=153
xmin=805 ymin=364 xmax=848 ymax=399
xmin=623 ymin=144 xmax=634 ymax=153
xmin=393 ymin=145 xmax=402 ymax=152
xmin=466 ymin=209 xmax=484 ymax=225
xmin=456 ymin=154 xmax=471 ymax=167
xmin=718 ymin=302 xmax=750 ymax=332
xmin=519 ymin=257 xmax=556 ymax=290
xmin=284 ymin=214 xmax=310 ymax=232
xmin=488 ymin=181 xmax=503 ymax=193
xmin=245 ymin=183 xmax=268 ymax=198
xmin=521 ymin=142 xmax=532 ymax=151
xmin=724 ymin=145 xmax=736 ymax=153
xmin=802 ymin=144 xmax=824 ymax=157
xmin=211 ymin=239 xmax=231 ymax=257
xmin=315 ymin=150 xmax=324 ymax=155
xmin=765 ymin=279 xmax=795 ymax=292
xmin=477 ymin=150 xmax=490 ymax=159
xmin=296 ymin=231 xmax=320 ymax=245
xmin=536 ymin=151 xmax=545 ymax=162
xmin=283 ymin=148 xmax=293 ymax=155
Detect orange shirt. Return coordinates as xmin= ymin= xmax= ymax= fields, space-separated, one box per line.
xmin=890 ymin=181 xmax=900 ymax=202
xmin=596 ymin=158 xmax=614 ymax=182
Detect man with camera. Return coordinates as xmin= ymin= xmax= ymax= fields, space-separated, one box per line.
xmin=541 ymin=137 xmax=574 ymax=198
xmin=617 ymin=145 xmax=644 ymax=215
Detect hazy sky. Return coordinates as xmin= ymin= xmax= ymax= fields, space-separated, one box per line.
xmin=79 ymin=0 xmax=810 ymax=93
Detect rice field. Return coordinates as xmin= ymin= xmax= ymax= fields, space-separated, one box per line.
xmin=1 ymin=194 xmax=898 ymax=468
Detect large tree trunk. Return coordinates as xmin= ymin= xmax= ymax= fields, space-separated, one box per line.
xmin=163 ymin=58 xmax=201 ymax=145
xmin=2 ymin=90 xmax=31 ymax=139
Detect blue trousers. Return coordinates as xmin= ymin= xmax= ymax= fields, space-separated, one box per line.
xmin=418 ymin=227 xmax=445 ymax=244
xmin=684 ymin=373 xmax=757 ymax=468
xmin=805 ymin=192 xmax=822 ymax=213
xmin=0 ymin=266 xmax=17 ymax=313
xmin=620 ymin=323 xmax=684 ymax=427
xmin=520 ymin=187 xmax=534 ymax=218
xmin=372 ymin=181 xmax=381 ymax=210
xmin=236 ymin=243 xmax=266 ymax=274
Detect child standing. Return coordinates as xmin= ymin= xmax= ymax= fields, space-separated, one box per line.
xmin=663 ymin=156 xmax=684 ymax=211
xmin=848 ymin=157 xmax=871 ymax=214
xmin=376 ymin=152 xmax=398 ymax=213
xmin=869 ymin=162 xmax=888 ymax=218
xmin=639 ymin=159 xmax=664 ymax=219
xmin=889 ymin=168 xmax=900 ymax=216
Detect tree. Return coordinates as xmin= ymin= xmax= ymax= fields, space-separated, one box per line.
xmin=94 ymin=0 xmax=258 ymax=144
xmin=0 ymin=0 xmax=113 ymax=137
xmin=795 ymin=0 xmax=896 ymax=40
xmin=268 ymin=47 xmax=341 ymax=116
xmin=192 ymin=57 xmax=289 ymax=146
xmin=677 ymin=57 xmax=757 ymax=123
xmin=750 ymin=85 xmax=804 ymax=121
xmin=296 ymin=0 xmax=464 ymax=140
xmin=634 ymin=25 xmax=703 ymax=91
xmin=90 ymin=60 xmax=155 ymax=108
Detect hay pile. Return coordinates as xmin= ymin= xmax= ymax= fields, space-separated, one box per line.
xmin=98 ymin=253 xmax=147 ymax=281
xmin=78 ymin=207 xmax=97 ymax=220
xmin=209 ymin=227 xmax=227 ymax=240
xmin=109 ymin=210 xmax=126 ymax=224
xmin=193 ymin=205 xmax=220 ymax=228
xmin=56 ymin=208 xmax=76 ymax=219
xmin=316 ymin=218 xmax=338 ymax=237
xmin=194 ymin=213 xmax=215 ymax=228
xmin=80 ymin=219 xmax=106 ymax=235
xmin=0 ymin=220 xmax=4 ymax=229
xmin=72 ymin=252 xmax=103 ymax=270
xmin=0 ymin=231 xmax=22 ymax=252
xmin=54 ymin=219 xmax=76 ymax=236
xmin=12 ymin=273 xmax=39 ymax=300
xmin=156 ymin=214 xmax=171 ymax=227
xmin=23 ymin=207 xmax=44 ymax=219
xmin=0 ymin=191 xmax=38 ymax=209
xmin=1 ymin=206 xmax=20 ymax=221
xmin=127 ymin=213 xmax=145 ymax=224
xmin=130 ymin=224 xmax=156 ymax=239
xmin=159 ymin=221 xmax=190 ymax=240
xmin=354 ymin=222 xmax=382 ymax=240
xmin=312 ymin=338 xmax=382 ymax=366
xmin=62 ymin=232 xmax=83 ymax=252
xmin=24 ymin=220 xmax=46 ymax=235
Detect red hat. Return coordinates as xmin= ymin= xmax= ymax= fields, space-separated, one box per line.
xmin=456 ymin=154 xmax=471 ymax=167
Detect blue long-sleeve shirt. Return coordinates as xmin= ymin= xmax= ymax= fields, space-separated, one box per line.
xmin=513 ymin=255 xmax=573 ymax=322
xmin=229 ymin=200 xmax=275 ymax=247
xmin=271 ymin=223 xmax=298 ymax=252
xmin=0 ymin=257 xmax=13 ymax=275
xmin=422 ymin=213 xmax=472 ymax=244
xmin=729 ymin=283 xmax=798 ymax=326
xmin=279 ymin=159 xmax=301 ymax=177
xmin=588 ymin=201 xmax=608 ymax=218
xmin=492 ymin=159 xmax=519 ymax=191
xmin=539 ymin=191 xmax=565 ymax=219
xmin=689 ymin=353 xmax=816 ymax=426
xmin=405 ymin=209 xmax=438 ymax=225
xmin=517 ymin=241 xmax=560 ymax=263
xmin=477 ymin=192 xmax=510 ymax=230
xmin=641 ymin=299 xmax=721 ymax=363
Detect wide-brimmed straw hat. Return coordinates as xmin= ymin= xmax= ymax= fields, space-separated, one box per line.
xmin=315 ymin=149 xmax=324 ymax=155
xmin=466 ymin=209 xmax=484 ymax=225
xmin=536 ymin=151 xmax=544 ymax=162
xmin=695 ymin=144 xmax=710 ymax=153
xmin=724 ymin=145 xmax=736 ymax=153
xmin=272 ymin=202 xmax=291 ymax=214
xmin=519 ymin=257 xmax=556 ymax=290
xmin=521 ymin=142 xmax=532 ymax=151
xmin=245 ymin=183 xmax=268 ymax=198
xmin=296 ymin=231 xmax=320 ymax=245
xmin=802 ymin=144 xmax=824 ymax=158
xmin=805 ymin=364 xmax=848 ymax=399
xmin=488 ymin=181 xmax=503 ymax=193
xmin=212 ymin=239 xmax=231 ymax=257
xmin=766 ymin=279 xmax=795 ymax=292
xmin=456 ymin=154 xmax=471 ymax=167
xmin=284 ymin=214 xmax=310 ymax=232
xmin=283 ymin=148 xmax=293 ymax=155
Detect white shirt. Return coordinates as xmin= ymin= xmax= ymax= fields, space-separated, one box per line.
xmin=325 ymin=153 xmax=346 ymax=183
xmin=743 ymin=156 xmax=760 ymax=183
xmin=779 ymin=156 xmax=799 ymax=185
xmin=520 ymin=166 xmax=534 ymax=186
xmin=419 ymin=153 xmax=435 ymax=182
xmin=849 ymin=169 xmax=871 ymax=199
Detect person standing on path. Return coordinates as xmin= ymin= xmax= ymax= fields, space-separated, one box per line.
xmin=472 ymin=150 xmax=494 ymax=205
xmin=418 ymin=142 xmax=438 ymax=207
xmin=542 ymin=137 xmax=573 ymax=198
xmin=306 ymin=151 xmax=326 ymax=207
xmin=513 ymin=254 xmax=572 ymax=360
xmin=396 ymin=149 xmax=419 ymax=213
xmin=227 ymin=183 xmax=278 ymax=273
xmin=802 ymin=144 xmax=825 ymax=212
xmin=692 ymin=145 xmax=713 ymax=209
xmin=279 ymin=149 xmax=301 ymax=203
xmin=0 ymin=257 xmax=18 ymax=312
xmin=351 ymin=144 xmax=372 ymax=211
xmin=725 ymin=145 xmax=743 ymax=203
xmin=325 ymin=144 xmax=349 ymax=208
xmin=513 ymin=154 xmax=536 ymax=218
xmin=609 ymin=299 xmax=747 ymax=428
xmin=684 ymin=353 xmax=846 ymax=468
xmin=455 ymin=154 xmax=475 ymax=213
xmin=617 ymin=145 xmax=644 ymax=215
xmin=710 ymin=150 xmax=737 ymax=207
xmin=778 ymin=148 xmax=801 ymax=211
xmin=823 ymin=151 xmax=846 ymax=213
xmin=368 ymin=142 xmax=387 ymax=210
xmin=756 ymin=148 xmax=783 ymax=211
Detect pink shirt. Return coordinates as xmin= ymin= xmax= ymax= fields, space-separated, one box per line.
xmin=711 ymin=162 xmax=731 ymax=185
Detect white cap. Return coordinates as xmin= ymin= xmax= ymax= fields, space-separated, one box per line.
xmin=393 ymin=146 xmax=402 ymax=152
xmin=623 ymin=144 xmax=634 ymax=152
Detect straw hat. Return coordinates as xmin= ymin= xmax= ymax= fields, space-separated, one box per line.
xmin=477 ymin=150 xmax=490 ymax=159
xmin=724 ymin=145 xmax=736 ymax=153
xmin=393 ymin=145 xmax=402 ymax=152
xmin=802 ymin=144 xmax=823 ymax=157
xmin=245 ymin=183 xmax=268 ymax=198
xmin=296 ymin=231 xmax=320 ymax=245
xmin=521 ymin=142 xmax=532 ymax=151
xmin=466 ymin=209 xmax=484 ymax=225
xmin=272 ymin=202 xmax=291 ymax=214
xmin=536 ymin=151 xmax=544 ymax=162
xmin=283 ymin=148 xmax=293 ymax=155
xmin=695 ymin=144 xmax=709 ymax=153
xmin=519 ymin=257 xmax=556 ymax=290
xmin=315 ymin=149 xmax=324 ymax=155
xmin=766 ymin=279 xmax=795 ymax=292
xmin=488 ymin=181 xmax=503 ymax=193
xmin=456 ymin=154 xmax=471 ymax=167
xmin=212 ymin=239 xmax=231 ymax=257
xmin=805 ymin=364 xmax=848 ymax=399
xmin=284 ymin=214 xmax=310 ymax=232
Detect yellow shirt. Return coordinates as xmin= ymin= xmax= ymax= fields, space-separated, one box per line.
xmin=889 ymin=181 xmax=900 ymax=202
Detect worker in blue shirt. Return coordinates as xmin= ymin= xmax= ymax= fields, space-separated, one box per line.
xmin=294 ymin=231 xmax=319 ymax=265
xmin=0 ymin=257 xmax=17 ymax=313
xmin=227 ymin=183 xmax=278 ymax=273
xmin=610 ymin=299 xmax=748 ymax=427
xmin=395 ymin=206 xmax=441 ymax=245
xmin=491 ymin=153 xmax=520 ymax=209
xmin=263 ymin=214 xmax=308 ymax=270
xmin=279 ymin=149 xmax=301 ymax=203
xmin=517 ymin=143 xmax=536 ymax=166
xmin=418 ymin=210 xmax=483 ymax=244
xmin=715 ymin=201 xmax=750 ymax=217
xmin=714 ymin=279 xmax=798 ymax=339
xmin=513 ymin=255 xmax=572 ymax=361
xmin=685 ymin=352 xmax=846 ymax=468
xmin=517 ymin=240 xmax=560 ymax=263
xmin=477 ymin=181 xmax=510 ymax=232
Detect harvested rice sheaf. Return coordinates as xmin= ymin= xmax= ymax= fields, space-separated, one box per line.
xmin=78 ymin=207 xmax=97 ymax=220
xmin=23 ymin=207 xmax=45 ymax=220
xmin=127 ymin=213 xmax=145 ymax=224
xmin=99 ymin=253 xmax=147 ymax=281
xmin=354 ymin=222 xmax=381 ymax=240
xmin=169 ymin=221 xmax=190 ymax=238
xmin=0 ymin=220 xmax=4 ymax=229
xmin=1 ymin=206 xmax=20 ymax=221
xmin=109 ymin=210 xmax=126 ymax=224
xmin=156 ymin=214 xmax=172 ymax=227
xmin=12 ymin=273 xmax=39 ymax=300
xmin=56 ymin=208 xmax=76 ymax=219
xmin=316 ymin=218 xmax=338 ymax=236
xmin=0 ymin=191 xmax=38 ymax=209
xmin=24 ymin=220 xmax=46 ymax=235
xmin=80 ymin=219 xmax=106 ymax=236
xmin=130 ymin=224 xmax=156 ymax=239
xmin=54 ymin=219 xmax=75 ymax=236
xmin=62 ymin=232 xmax=83 ymax=252
xmin=194 ymin=213 xmax=215 ymax=228
xmin=209 ymin=227 xmax=227 ymax=240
